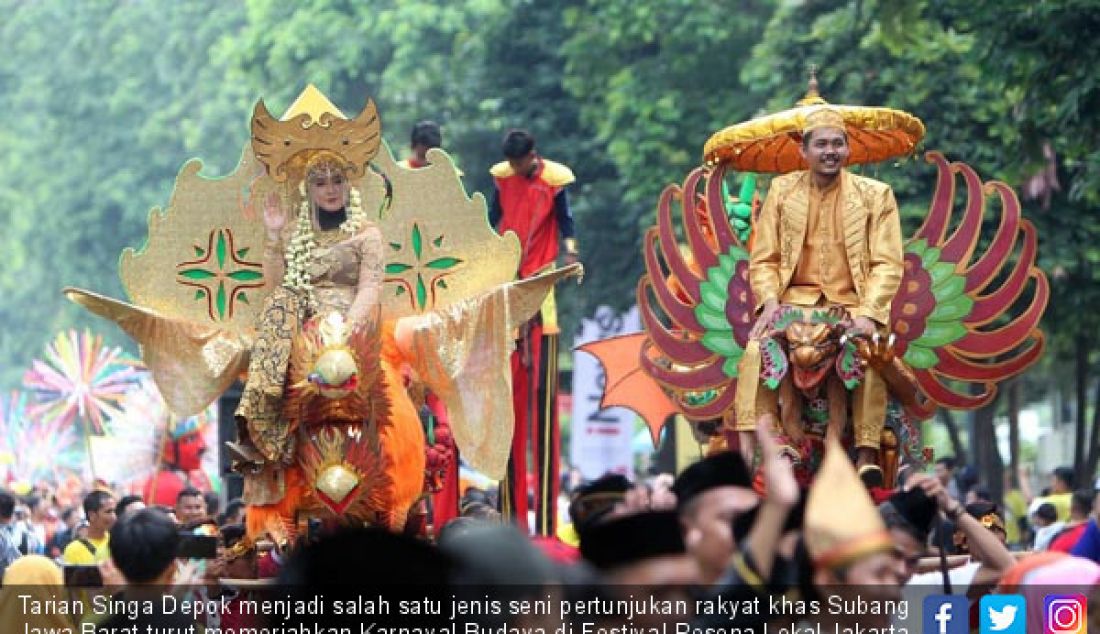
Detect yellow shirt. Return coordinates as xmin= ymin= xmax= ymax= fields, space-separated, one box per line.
xmin=62 ymin=534 xmax=110 ymax=565
xmin=557 ymin=522 xmax=580 ymax=548
xmin=785 ymin=177 xmax=858 ymax=307
xmin=1041 ymin=492 xmax=1073 ymax=522
xmin=1003 ymin=488 xmax=1027 ymax=546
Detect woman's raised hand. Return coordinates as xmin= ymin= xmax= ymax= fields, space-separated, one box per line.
xmin=263 ymin=191 xmax=286 ymax=238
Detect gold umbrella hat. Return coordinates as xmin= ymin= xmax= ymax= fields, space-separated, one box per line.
xmin=703 ymin=73 xmax=925 ymax=173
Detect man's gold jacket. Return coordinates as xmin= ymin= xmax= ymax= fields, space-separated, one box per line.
xmin=749 ymin=170 xmax=904 ymax=325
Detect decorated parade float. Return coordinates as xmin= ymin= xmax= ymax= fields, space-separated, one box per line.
xmin=582 ymin=77 xmax=1049 ymax=491
xmin=66 ymin=86 xmax=580 ymax=540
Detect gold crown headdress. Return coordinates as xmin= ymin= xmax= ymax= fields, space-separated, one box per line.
xmin=255 ymin=86 xmax=378 ymax=305
xmin=251 ymin=84 xmax=381 ymax=183
xmin=304 ymin=150 xmax=352 ymax=179
xmin=801 ymin=108 xmax=846 ymax=134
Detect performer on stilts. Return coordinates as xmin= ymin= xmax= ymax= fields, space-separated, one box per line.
xmin=489 ymin=129 xmax=578 ymax=535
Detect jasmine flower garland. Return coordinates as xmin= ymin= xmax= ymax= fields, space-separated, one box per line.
xmin=282 ymin=183 xmax=366 ymax=313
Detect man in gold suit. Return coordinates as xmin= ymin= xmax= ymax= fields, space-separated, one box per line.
xmin=742 ymin=108 xmax=903 ymax=476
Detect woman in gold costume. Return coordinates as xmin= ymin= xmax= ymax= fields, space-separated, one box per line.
xmin=237 ymin=150 xmax=385 ymax=464
xmin=233 ymin=147 xmax=427 ymax=536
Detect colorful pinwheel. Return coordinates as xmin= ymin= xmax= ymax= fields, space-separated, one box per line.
xmin=89 ymin=377 xmax=161 ymax=489
xmin=22 ymin=330 xmax=139 ymax=436
xmin=0 ymin=390 xmax=84 ymax=487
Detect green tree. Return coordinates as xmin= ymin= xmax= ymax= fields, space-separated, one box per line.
xmin=0 ymin=1 xmax=247 ymax=389
xmin=975 ymin=1 xmax=1100 ymax=480
xmin=559 ymin=0 xmax=776 ymax=319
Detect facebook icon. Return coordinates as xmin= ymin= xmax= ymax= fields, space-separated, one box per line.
xmin=923 ymin=595 xmax=969 ymax=634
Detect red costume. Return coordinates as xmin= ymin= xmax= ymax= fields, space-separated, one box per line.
xmin=489 ymin=158 xmax=576 ymax=535
xmin=141 ymin=423 xmax=213 ymax=507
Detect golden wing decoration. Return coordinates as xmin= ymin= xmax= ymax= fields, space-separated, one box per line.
xmin=64 ymin=288 xmax=251 ymax=417
xmin=119 ymin=149 xmax=271 ymax=332
xmin=64 ymin=146 xmax=269 ymax=415
xmin=374 ymin=143 xmax=523 ymax=319
xmin=395 ymin=264 xmax=583 ymax=479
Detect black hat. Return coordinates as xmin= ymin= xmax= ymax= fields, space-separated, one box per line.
xmin=440 ymin=523 xmax=558 ymax=586
xmin=580 ymin=511 xmax=685 ymax=570
xmin=569 ymin=473 xmax=632 ymax=531
xmin=672 ymin=451 xmax=753 ymax=509
xmin=879 ymin=486 xmax=937 ymax=543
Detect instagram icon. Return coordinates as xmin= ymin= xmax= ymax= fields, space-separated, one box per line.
xmin=1044 ymin=595 xmax=1087 ymax=634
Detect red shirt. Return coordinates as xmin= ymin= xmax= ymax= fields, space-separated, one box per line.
xmin=491 ymin=159 xmax=575 ymax=278
xmin=1049 ymin=522 xmax=1087 ymax=553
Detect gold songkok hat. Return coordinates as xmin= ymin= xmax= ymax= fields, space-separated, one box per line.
xmin=250 ymin=84 xmax=381 ymax=183
xmin=804 ymin=437 xmax=893 ymax=570
xmin=802 ymin=107 xmax=846 ymax=134
xmin=703 ymin=72 xmax=925 ymax=173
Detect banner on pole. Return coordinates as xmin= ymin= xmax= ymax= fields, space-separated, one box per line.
xmin=571 ymin=305 xmax=640 ymax=480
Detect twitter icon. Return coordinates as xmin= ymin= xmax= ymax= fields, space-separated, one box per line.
xmin=980 ymin=594 xmax=1026 ymax=634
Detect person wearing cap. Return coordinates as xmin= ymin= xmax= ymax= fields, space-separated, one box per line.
xmin=578 ymin=510 xmax=702 ymax=634
xmin=560 ymin=473 xmax=632 ymax=546
xmin=442 ymin=523 xmax=564 ymax=634
xmin=898 ymin=480 xmax=1015 ymax=586
xmin=803 ymin=439 xmax=899 ymax=583
xmin=672 ymin=451 xmax=759 ymax=584
xmin=886 ymin=473 xmax=1013 ymax=583
xmin=740 ymin=108 xmax=903 ymax=476
xmin=888 ymin=475 xmax=1015 ymax=632
xmin=579 ymin=510 xmax=701 ymax=587
xmin=878 ymin=477 xmax=939 ymax=584
xmin=764 ymin=439 xmax=902 ymax=633
xmin=691 ymin=421 xmax=800 ymax=633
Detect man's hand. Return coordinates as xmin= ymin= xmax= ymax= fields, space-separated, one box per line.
xmin=749 ymin=299 xmax=779 ymax=340
xmin=854 ymin=331 xmax=896 ymax=371
xmin=563 ymin=252 xmax=579 ymax=266
xmin=756 ymin=419 xmax=799 ymax=509
xmin=906 ymin=472 xmax=958 ymax=516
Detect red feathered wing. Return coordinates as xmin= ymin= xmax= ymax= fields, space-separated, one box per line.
xmin=889 ymin=152 xmax=1048 ymax=417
